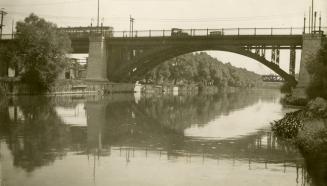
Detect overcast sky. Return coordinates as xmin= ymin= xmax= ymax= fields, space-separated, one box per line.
xmin=1 ymin=0 xmax=326 ymax=74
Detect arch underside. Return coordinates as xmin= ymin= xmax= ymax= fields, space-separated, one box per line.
xmin=111 ymin=45 xmax=297 ymax=86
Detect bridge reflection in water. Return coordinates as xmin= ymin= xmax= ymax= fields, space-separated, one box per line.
xmin=0 ymin=90 xmax=321 ymax=186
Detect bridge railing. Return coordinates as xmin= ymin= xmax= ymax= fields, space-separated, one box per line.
xmin=1 ymin=26 xmax=326 ymax=40
xmin=111 ymin=27 xmax=327 ymax=38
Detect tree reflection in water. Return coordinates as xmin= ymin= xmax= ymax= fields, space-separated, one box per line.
xmin=0 ymin=90 xmax=324 ymax=185
xmin=0 ymin=96 xmax=70 ymax=172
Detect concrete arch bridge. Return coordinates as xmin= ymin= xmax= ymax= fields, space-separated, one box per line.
xmin=2 ymin=26 xmax=325 ymax=90
xmin=65 ymin=27 xmax=325 ymax=89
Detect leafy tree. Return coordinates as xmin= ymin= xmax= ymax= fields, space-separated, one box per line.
xmin=0 ymin=13 xmax=71 ymax=93
xmin=156 ymin=62 xmax=171 ymax=83
xmin=139 ymin=52 xmax=262 ymax=88
xmin=306 ymin=43 xmax=327 ymax=99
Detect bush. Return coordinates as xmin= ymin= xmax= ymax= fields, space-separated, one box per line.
xmin=307 ymin=97 xmax=327 ymax=117
xmin=280 ymin=94 xmax=308 ymax=106
xmin=271 ymin=110 xmax=305 ymax=138
xmin=280 ymin=82 xmax=293 ymax=93
xmin=297 ymin=122 xmax=327 ymax=154
xmin=0 ymin=85 xmax=5 ymax=96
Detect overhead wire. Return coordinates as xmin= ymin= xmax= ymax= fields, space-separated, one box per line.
xmin=0 ymin=0 xmax=91 ymax=7
xmin=4 ymin=10 xmax=306 ymax=23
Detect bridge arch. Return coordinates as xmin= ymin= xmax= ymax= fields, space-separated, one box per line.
xmin=111 ymin=45 xmax=297 ymax=86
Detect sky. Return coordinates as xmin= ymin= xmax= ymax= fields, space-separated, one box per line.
xmin=1 ymin=0 xmax=326 ymax=74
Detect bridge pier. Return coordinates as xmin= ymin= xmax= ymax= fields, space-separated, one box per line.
xmin=86 ymin=34 xmax=108 ymax=81
xmin=289 ymin=46 xmax=296 ymax=77
xmin=85 ymin=100 xmax=107 ymax=149
xmin=293 ymin=34 xmax=324 ymax=98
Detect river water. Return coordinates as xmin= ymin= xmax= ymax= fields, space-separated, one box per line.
xmin=0 ymin=89 xmax=320 ymax=186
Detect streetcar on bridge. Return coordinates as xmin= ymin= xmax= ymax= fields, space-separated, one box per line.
xmin=58 ymin=26 xmax=114 ymax=38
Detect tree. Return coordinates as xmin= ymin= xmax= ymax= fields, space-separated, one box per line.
xmin=136 ymin=52 xmax=262 ymax=88
xmin=306 ymin=43 xmax=327 ymax=99
xmin=156 ymin=62 xmax=171 ymax=84
xmin=1 ymin=13 xmax=71 ymax=93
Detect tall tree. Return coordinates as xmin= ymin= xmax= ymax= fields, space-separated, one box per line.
xmin=1 ymin=13 xmax=71 ymax=93
xmin=138 ymin=52 xmax=262 ymax=88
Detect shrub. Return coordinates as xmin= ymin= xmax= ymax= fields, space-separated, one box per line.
xmin=271 ymin=110 xmax=305 ymax=139
xmin=280 ymin=82 xmax=293 ymax=93
xmin=280 ymin=95 xmax=308 ymax=106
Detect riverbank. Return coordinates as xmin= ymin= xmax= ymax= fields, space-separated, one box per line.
xmin=0 ymin=78 xmax=280 ymax=96
xmin=271 ymin=97 xmax=327 ymax=185
xmin=271 ymin=97 xmax=327 ymax=155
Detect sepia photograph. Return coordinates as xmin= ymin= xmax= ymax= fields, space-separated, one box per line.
xmin=0 ymin=0 xmax=326 ymax=185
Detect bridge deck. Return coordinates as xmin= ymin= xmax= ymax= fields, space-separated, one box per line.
xmin=107 ymin=35 xmax=303 ymax=46
xmin=70 ymin=34 xmax=303 ymax=53
xmin=1 ymin=26 xmax=325 ymax=53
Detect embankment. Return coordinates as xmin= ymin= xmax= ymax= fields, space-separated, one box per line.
xmin=271 ymin=97 xmax=327 ymax=154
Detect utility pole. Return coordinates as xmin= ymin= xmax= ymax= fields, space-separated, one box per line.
xmin=0 ymin=8 xmax=8 ymax=39
xmin=97 ymin=0 xmax=100 ymax=28
xmin=303 ymin=16 xmax=306 ymax=34
xmin=11 ymin=19 xmax=14 ymax=39
xmin=101 ymin=17 xmax=104 ymax=34
xmin=311 ymin=0 xmax=314 ymax=33
xmin=319 ymin=12 xmax=321 ymax=32
xmin=129 ymin=15 xmax=135 ymax=37
xmin=309 ymin=7 xmax=311 ymax=33
xmin=314 ymin=11 xmax=317 ymax=32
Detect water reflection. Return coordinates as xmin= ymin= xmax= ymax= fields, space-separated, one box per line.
xmin=0 ymin=90 xmax=323 ymax=186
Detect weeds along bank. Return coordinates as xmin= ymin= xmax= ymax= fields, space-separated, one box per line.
xmin=271 ymin=97 xmax=327 ymax=185
xmin=273 ymin=41 xmax=327 ymax=156
xmin=271 ymin=97 xmax=327 ymax=154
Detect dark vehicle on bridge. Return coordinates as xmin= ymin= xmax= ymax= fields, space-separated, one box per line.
xmin=171 ymin=28 xmax=189 ymax=37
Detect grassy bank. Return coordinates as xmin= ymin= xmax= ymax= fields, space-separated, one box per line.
xmin=271 ymin=97 xmax=327 ymax=154
xmin=272 ymin=97 xmax=327 ymax=185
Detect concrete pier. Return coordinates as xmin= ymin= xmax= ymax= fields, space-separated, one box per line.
xmin=86 ymin=34 xmax=108 ymax=81
xmin=293 ymin=34 xmax=324 ymax=98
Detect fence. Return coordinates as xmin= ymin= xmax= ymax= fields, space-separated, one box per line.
xmin=1 ymin=26 xmax=326 ymax=40
xmin=110 ymin=26 xmax=327 ymax=38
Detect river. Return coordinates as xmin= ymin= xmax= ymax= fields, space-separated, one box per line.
xmin=0 ymin=89 xmax=321 ymax=186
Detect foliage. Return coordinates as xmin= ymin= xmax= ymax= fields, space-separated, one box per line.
xmin=280 ymin=94 xmax=308 ymax=106
xmin=271 ymin=110 xmax=305 ymax=138
xmin=297 ymin=124 xmax=327 ymax=154
xmin=306 ymin=42 xmax=327 ymax=99
xmin=272 ymin=97 xmax=327 ymax=155
xmin=307 ymin=97 xmax=327 ymax=117
xmin=0 ymin=13 xmax=71 ymax=93
xmin=280 ymin=82 xmax=292 ymax=93
xmin=0 ymin=84 xmax=5 ymax=96
xmin=141 ymin=52 xmax=262 ymax=88
xmin=3 ymin=96 xmax=70 ymax=172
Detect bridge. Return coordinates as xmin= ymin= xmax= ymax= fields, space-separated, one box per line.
xmin=1 ymin=26 xmax=326 ymax=91
xmin=262 ymin=74 xmax=285 ymax=82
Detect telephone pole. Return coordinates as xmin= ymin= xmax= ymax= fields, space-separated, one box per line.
xmin=129 ymin=15 xmax=135 ymax=37
xmin=319 ymin=12 xmax=321 ymax=32
xmin=97 ymin=0 xmax=99 ymax=27
xmin=311 ymin=0 xmax=314 ymax=33
xmin=11 ymin=19 xmax=14 ymax=39
xmin=0 ymin=8 xmax=8 ymax=39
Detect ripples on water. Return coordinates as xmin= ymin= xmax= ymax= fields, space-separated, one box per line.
xmin=0 ymin=89 xmax=321 ymax=186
